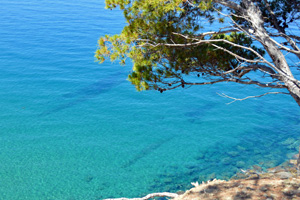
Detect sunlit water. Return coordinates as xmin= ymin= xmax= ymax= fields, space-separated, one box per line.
xmin=0 ymin=1 xmax=300 ymax=199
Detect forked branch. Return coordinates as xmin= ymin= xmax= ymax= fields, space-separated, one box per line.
xmin=217 ymin=91 xmax=289 ymax=104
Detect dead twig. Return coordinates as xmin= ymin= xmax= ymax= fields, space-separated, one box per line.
xmin=217 ymin=91 xmax=289 ymax=104
xmin=103 ymin=192 xmax=178 ymax=200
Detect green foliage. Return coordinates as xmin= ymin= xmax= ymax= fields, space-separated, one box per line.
xmin=95 ymin=0 xmax=266 ymax=92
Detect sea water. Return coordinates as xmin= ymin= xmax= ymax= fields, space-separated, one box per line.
xmin=0 ymin=1 xmax=300 ymax=199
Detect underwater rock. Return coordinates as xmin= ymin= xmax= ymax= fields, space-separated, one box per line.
xmin=195 ymin=152 xmax=205 ymax=160
xmin=83 ymin=175 xmax=94 ymax=183
xmin=280 ymin=160 xmax=291 ymax=169
xmin=264 ymin=160 xmax=278 ymax=168
xmin=198 ymin=175 xmax=207 ymax=182
xmin=185 ymin=163 xmax=204 ymax=171
xmin=286 ymin=152 xmax=296 ymax=159
xmin=221 ymin=172 xmax=233 ymax=180
xmin=264 ymin=153 xmax=277 ymax=161
xmin=287 ymin=141 xmax=300 ymax=151
xmin=122 ymin=136 xmax=175 ymax=168
xmin=173 ymin=183 xmax=187 ymax=191
xmin=163 ymin=178 xmax=173 ymax=184
xmin=236 ymin=145 xmax=246 ymax=151
xmin=252 ymin=165 xmax=262 ymax=172
xmin=281 ymin=138 xmax=296 ymax=146
xmin=185 ymin=164 xmax=197 ymax=170
xmin=227 ymin=151 xmax=239 ymax=157
xmin=253 ymin=148 xmax=262 ymax=155
xmin=207 ymin=173 xmax=216 ymax=181
xmin=221 ymin=157 xmax=232 ymax=165
xmin=264 ymin=142 xmax=273 ymax=148
xmin=236 ymin=161 xmax=245 ymax=168
xmin=292 ymin=154 xmax=299 ymax=159
xmin=186 ymin=168 xmax=200 ymax=176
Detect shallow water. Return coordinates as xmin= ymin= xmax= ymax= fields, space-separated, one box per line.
xmin=0 ymin=1 xmax=300 ymax=199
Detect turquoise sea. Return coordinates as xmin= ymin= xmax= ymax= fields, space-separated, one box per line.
xmin=0 ymin=1 xmax=300 ymax=199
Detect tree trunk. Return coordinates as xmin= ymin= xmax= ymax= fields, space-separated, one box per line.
xmin=297 ymin=145 xmax=300 ymax=176
xmin=285 ymin=82 xmax=300 ymax=174
xmin=288 ymin=83 xmax=300 ymax=176
xmin=286 ymin=82 xmax=300 ymax=175
xmin=286 ymin=81 xmax=300 ymax=107
xmin=242 ymin=0 xmax=300 ymax=174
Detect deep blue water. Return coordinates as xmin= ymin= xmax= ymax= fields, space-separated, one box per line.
xmin=0 ymin=1 xmax=300 ymax=199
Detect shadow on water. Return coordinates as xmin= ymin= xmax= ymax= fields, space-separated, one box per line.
xmin=184 ymin=102 xmax=216 ymax=124
xmin=122 ymin=135 xmax=176 ymax=168
xmin=40 ymin=72 xmax=125 ymax=116
xmin=148 ymin=113 xmax=300 ymax=193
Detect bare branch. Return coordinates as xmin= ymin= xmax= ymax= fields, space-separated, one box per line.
xmin=222 ymin=65 xmax=247 ymax=75
xmin=262 ymin=0 xmax=300 ymax=57
xmin=184 ymin=79 xmax=228 ymax=86
xmin=229 ymin=78 xmax=285 ymax=88
xmin=210 ymin=43 xmax=274 ymax=66
xmin=183 ymin=78 xmax=285 ymax=88
xmin=185 ymin=0 xmax=196 ymax=7
xmin=213 ymin=6 xmax=261 ymax=43
xmin=223 ymin=64 xmax=277 ymax=77
xmin=217 ymin=91 xmax=290 ymax=104
xmin=270 ymin=33 xmax=300 ymax=42
xmin=215 ymin=0 xmax=245 ymax=12
xmin=263 ymin=0 xmax=282 ymax=32
xmin=289 ymin=35 xmax=300 ymax=41
xmin=103 ymin=192 xmax=178 ymax=200
xmin=269 ymin=37 xmax=300 ymax=55
xmin=139 ymin=37 xmax=274 ymax=68
xmin=172 ymin=29 xmax=240 ymax=39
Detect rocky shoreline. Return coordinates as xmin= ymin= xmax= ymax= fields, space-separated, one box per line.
xmin=105 ymin=138 xmax=300 ymax=200
xmin=173 ymin=153 xmax=300 ymax=200
xmin=105 ymin=155 xmax=300 ymax=200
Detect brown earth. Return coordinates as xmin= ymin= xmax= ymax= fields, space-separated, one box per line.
xmin=174 ymin=156 xmax=300 ymax=200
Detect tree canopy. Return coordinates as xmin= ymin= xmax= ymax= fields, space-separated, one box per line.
xmin=95 ymin=0 xmax=300 ymax=106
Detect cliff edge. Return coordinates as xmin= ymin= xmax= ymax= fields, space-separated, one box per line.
xmin=174 ymin=155 xmax=300 ymax=200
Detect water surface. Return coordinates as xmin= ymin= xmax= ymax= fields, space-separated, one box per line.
xmin=0 ymin=1 xmax=299 ymax=199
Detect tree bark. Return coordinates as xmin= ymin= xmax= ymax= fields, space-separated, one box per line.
xmin=242 ymin=0 xmax=300 ymax=173
xmin=285 ymin=80 xmax=300 ymax=107
xmin=241 ymin=0 xmax=300 ymax=104
xmin=297 ymin=147 xmax=300 ymax=176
